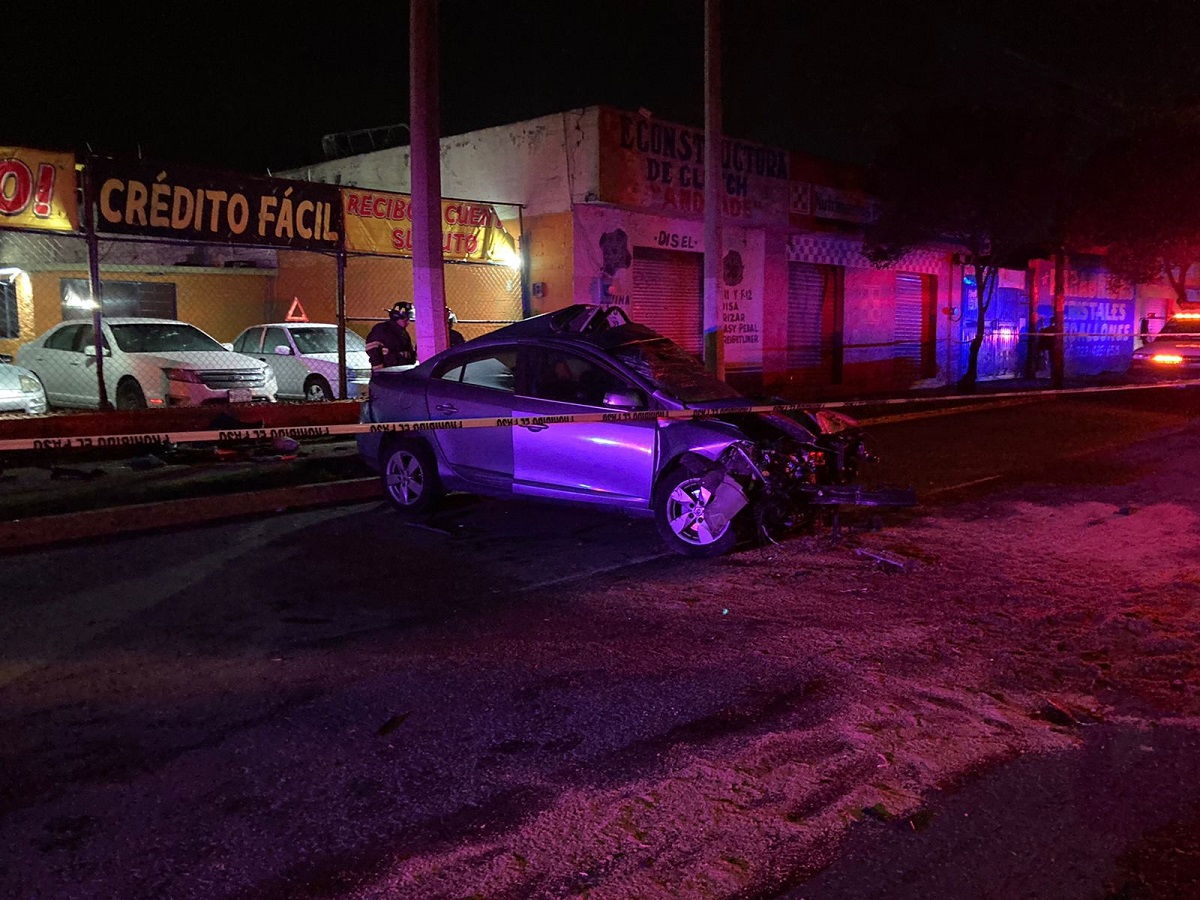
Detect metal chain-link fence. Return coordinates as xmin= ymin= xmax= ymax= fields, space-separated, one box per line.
xmin=0 ymin=197 xmax=525 ymax=429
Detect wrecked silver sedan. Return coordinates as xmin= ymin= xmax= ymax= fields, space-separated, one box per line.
xmin=358 ymin=304 xmax=913 ymax=557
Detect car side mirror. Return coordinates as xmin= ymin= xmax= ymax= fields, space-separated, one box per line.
xmin=273 ymin=345 xmax=292 ymax=356
xmin=221 ymin=342 xmax=234 ymax=351
xmin=603 ymin=389 xmax=644 ymax=410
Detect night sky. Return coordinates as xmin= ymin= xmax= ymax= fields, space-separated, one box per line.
xmin=7 ymin=1 xmax=1200 ymax=176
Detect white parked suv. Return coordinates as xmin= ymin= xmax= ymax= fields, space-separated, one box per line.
xmin=0 ymin=360 xmax=47 ymax=415
xmin=230 ymin=322 xmax=373 ymax=401
xmin=16 ymin=318 xmax=277 ymax=409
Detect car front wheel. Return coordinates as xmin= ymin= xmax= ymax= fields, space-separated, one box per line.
xmin=654 ymin=466 xmax=739 ymax=558
xmin=304 ymin=375 xmax=334 ymax=402
xmin=381 ymin=438 xmax=443 ymax=516
xmin=115 ymin=378 xmax=147 ymax=410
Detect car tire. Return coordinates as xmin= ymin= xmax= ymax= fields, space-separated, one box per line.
xmin=115 ymin=378 xmax=147 ymax=410
xmin=381 ymin=437 xmax=444 ymax=516
xmin=304 ymin=375 xmax=334 ymax=402
xmin=653 ymin=465 xmax=739 ymax=558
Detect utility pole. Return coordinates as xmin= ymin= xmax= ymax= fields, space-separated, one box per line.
xmin=1053 ymin=248 xmax=1066 ymax=389
xmin=410 ymin=0 xmax=448 ymax=359
xmin=703 ymin=0 xmax=724 ymax=378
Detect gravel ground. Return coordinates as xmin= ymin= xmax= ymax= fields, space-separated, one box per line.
xmin=1 ymin=405 xmax=1198 ymax=899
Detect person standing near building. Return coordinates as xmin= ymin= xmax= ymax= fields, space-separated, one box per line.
xmin=366 ymin=302 xmax=416 ymax=372
xmin=447 ymin=308 xmax=465 ymax=346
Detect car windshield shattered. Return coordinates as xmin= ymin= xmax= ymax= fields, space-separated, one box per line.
xmin=610 ymin=337 xmax=742 ymax=405
xmin=291 ymin=327 xmax=367 ymax=355
xmin=109 ymin=323 xmax=227 ymax=354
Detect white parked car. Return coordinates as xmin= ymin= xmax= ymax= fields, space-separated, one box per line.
xmin=0 ymin=360 xmax=47 ymax=415
xmin=230 ymin=322 xmax=373 ymax=401
xmin=15 ymin=318 xmax=277 ymax=410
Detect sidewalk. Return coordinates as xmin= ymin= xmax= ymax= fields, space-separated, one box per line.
xmin=0 ymin=434 xmax=382 ymax=553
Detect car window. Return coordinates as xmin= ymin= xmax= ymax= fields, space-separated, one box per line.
xmin=264 ymin=327 xmax=290 ymax=354
xmin=289 ymin=328 xmax=328 ymax=354
xmin=233 ymin=328 xmax=262 ymax=353
xmin=531 ymin=349 xmax=642 ymax=407
xmin=75 ymin=324 xmax=110 ymax=353
xmin=436 ymin=349 xmax=519 ymax=392
xmin=108 ymin=323 xmax=226 ymax=353
xmin=45 ymin=325 xmax=84 ymax=351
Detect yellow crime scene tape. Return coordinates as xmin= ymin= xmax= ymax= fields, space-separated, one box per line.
xmin=0 ymin=379 xmax=1196 ymax=453
xmin=0 ymin=401 xmax=822 ymax=453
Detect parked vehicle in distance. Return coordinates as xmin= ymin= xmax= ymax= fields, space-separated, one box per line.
xmin=1131 ymin=312 xmax=1200 ymax=379
xmin=359 ymin=304 xmax=913 ymax=557
xmin=16 ymin=318 xmax=277 ymax=410
xmin=0 ymin=360 xmax=47 ymax=415
xmin=229 ymin=322 xmax=374 ymax=401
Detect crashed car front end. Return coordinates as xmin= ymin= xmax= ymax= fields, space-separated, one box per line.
xmin=659 ymin=404 xmax=913 ymax=553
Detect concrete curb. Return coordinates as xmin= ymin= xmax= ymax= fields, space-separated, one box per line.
xmin=0 ymin=477 xmax=382 ymax=553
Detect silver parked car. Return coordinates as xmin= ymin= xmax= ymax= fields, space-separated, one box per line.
xmin=0 ymin=360 xmax=47 ymax=415
xmin=358 ymin=304 xmax=912 ymax=557
xmin=16 ymin=318 xmax=277 ymax=409
xmin=230 ymin=322 xmax=374 ymax=401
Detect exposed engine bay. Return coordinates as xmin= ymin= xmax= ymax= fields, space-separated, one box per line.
xmin=681 ymin=411 xmax=915 ymax=545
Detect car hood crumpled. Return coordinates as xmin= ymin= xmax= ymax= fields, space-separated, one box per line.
xmin=684 ymin=397 xmax=823 ymax=443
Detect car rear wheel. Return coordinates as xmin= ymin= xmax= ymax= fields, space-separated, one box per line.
xmin=304 ymin=375 xmax=334 ymax=402
xmin=115 ymin=378 xmax=147 ymax=410
xmin=654 ymin=466 xmax=739 ymax=557
xmin=381 ymin=438 xmax=443 ymax=516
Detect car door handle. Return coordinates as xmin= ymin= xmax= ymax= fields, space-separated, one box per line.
xmin=520 ymin=423 xmax=549 ymax=432
xmin=435 ymin=403 xmax=458 ymax=414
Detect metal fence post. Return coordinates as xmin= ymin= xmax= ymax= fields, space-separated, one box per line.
xmin=82 ymin=159 xmax=111 ymax=410
xmin=336 ymin=248 xmax=347 ymax=399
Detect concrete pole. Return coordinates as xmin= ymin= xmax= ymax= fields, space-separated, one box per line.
xmin=410 ymin=0 xmax=448 ymax=359
xmin=703 ymin=0 xmax=725 ymax=378
xmin=1053 ymin=248 xmax=1066 ymax=388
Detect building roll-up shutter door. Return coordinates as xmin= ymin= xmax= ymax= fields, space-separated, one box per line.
xmin=894 ymin=273 xmax=926 ymax=367
xmin=787 ymin=263 xmax=825 ymax=370
xmin=631 ymin=247 xmax=703 ymax=355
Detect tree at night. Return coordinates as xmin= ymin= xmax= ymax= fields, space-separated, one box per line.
xmin=1071 ymin=117 xmax=1200 ymax=313
xmin=864 ymin=103 xmax=1070 ymax=391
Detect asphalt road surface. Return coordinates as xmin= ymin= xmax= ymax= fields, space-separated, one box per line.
xmin=2 ymin=384 xmax=1199 ymax=899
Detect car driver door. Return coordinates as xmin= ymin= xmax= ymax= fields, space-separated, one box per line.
xmin=511 ymin=348 xmax=657 ymax=508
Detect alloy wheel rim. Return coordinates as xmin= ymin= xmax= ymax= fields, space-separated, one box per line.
xmin=667 ymin=480 xmax=722 ymax=545
xmin=386 ymin=453 xmax=424 ymax=505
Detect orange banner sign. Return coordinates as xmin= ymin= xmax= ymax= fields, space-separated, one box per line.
xmin=341 ymin=188 xmax=517 ymax=264
xmin=0 ymin=147 xmax=79 ymax=232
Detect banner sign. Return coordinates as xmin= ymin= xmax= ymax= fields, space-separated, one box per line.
xmin=89 ymin=157 xmax=342 ymax=250
xmin=597 ymin=108 xmax=790 ymax=225
xmin=789 ymin=183 xmax=874 ymax=224
xmin=0 ymin=147 xmax=80 ymax=232
xmin=340 ymin=188 xmax=516 ymax=263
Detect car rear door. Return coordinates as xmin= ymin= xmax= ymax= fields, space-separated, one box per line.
xmin=423 ymin=345 xmax=521 ymax=490
xmin=511 ymin=347 xmax=657 ymax=508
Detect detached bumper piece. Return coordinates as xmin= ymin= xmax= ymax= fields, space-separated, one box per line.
xmin=799 ymin=484 xmax=918 ymax=507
